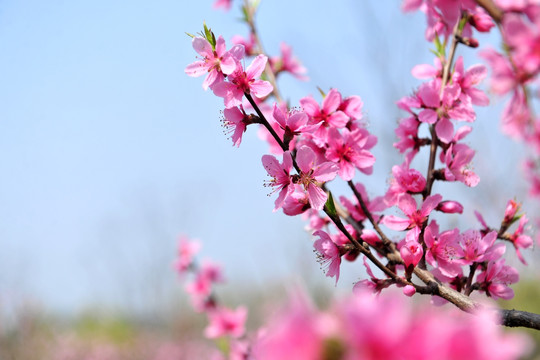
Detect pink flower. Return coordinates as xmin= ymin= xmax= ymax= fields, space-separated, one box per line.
xmin=460 ymin=230 xmax=505 ymax=265
xmin=452 ymin=56 xmax=490 ymax=106
xmin=221 ymin=106 xmax=252 ymax=147
xmin=477 ymin=259 xmax=519 ymax=300
xmin=296 ymin=146 xmax=339 ymax=210
xmin=313 ymin=230 xmax=342 ymax=284
xmin=272 ymin=103 xmax=316 ymax=145
xmin=501 ymin=89 xmax=531 ymax=139
xmin=232 ymin=33 xmax=257 ymax=56
xmin=205 ymin=306 xmax=248 ymax=339
xmin=480 ymin=48 xmax=519 ymax=96
xmin=262 ymin=151 xmax=293 ymax=210
xmin=325 ymin=128 xmax=376 ymax=181
xmin=213 ymin=54 xmax=273 ymax=108
xmin=424 ymin=221 xmax=463 ymax=278
xmin=173 ymin=235 xmax=200 ymax=274
xmin=213 ymin=0 xmax=232 ymax=11
xmin=442 ymin=143 xmax=480 ymax=187
xmin=385 ymin=163 xmax=426 ymax=206
xmin=508 ymin=215 xmax=533 ymax=264
xmin=185 ymin=36 xmax=244 ymax=90
xmin=338 ymin=95 xmax=363 ymax=120
xmin=381 ymin=193 xmax=441 ymax=243
xmin=270 ymin=42 xmax=308 ymax=80
xmin=400 ymin=238 xmax=424 ymax=268
xmin=185 ymin=260 xmax=224 ymax=312
xmin=300 ymin=89 xmax=349 ymax=146
xmin=282 ymin=184 xmax=310 ymax=216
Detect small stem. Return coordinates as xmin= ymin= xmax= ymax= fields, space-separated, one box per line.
xmin=424 ymin=125 xmax=438 ymax=198
xmin=464 ymin=263 xmax=479 ymax=296
xmin=244 ymin=0 xmax=283 ymax=103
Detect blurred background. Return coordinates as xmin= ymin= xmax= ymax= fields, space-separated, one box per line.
xmin=1 ymin=0 xmax=539 ymax=358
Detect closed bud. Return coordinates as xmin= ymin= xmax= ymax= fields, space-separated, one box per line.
xmin=436 ymin=200 xmax=463 ymax=214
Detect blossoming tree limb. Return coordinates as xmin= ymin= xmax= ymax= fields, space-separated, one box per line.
xmin=185 ymin=0 xmax=540 ymax=331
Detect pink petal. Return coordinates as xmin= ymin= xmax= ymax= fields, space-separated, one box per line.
xmin=313 ymin=162 xmax=339 ymax=182
xmin=381 ymin=215 xmax=411 ymax=231
xmin=467 ymin=88 xmax=490 ymax=106
xmin=435 ymin=117 xmax=454 ymax=143
xmin=418 ymin=109 xmax=438 ymax=124
xmin=421 ymin=194 xmax=442 ymax=216
xmin=307 ymin=185 xmax=328 ymax=210
xmin=411 ymin=64 xmax=437 ymax=79
xmin=327 ymin=111 xmax=349 ymax=128
xmin=262 ymin=154 xmax=282 ymax=177
xmin=185 ymin=60 xmax=208 ymax=77
xmin=300 ymin=96 xmax=320 ymax=117
xmin=297 ymin=146 xmax=316 ymax=173
xmin=192 ymin=37 xmax=213 ymax=57
xmin=250 ymin=80 xmax=273 ymax=98
xmin=397 ymin=194 xmax=417 ymax=215
xmin=246 ymin=54 xmax=268 ymax=80
xmin=322 ymin=89 xmax=342 ymax=113
xmin=220 ymin=56 xmax=238 ymax=75
xmin=272 ymin=103 xmax=287 ymax=128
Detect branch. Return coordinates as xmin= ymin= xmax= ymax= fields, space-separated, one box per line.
xmin=501 ymin=309 xmax=540 ymax=329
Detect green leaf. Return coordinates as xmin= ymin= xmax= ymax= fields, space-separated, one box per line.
xmin=185 ymin=32 xmax=195 ymax=38
xmin=317 ymin=86 xmax=327 ymax=99
xmin=325 ymin=191 xmax=337 ymax=218
xmin=203 ymin=21 xmax=216 ymax=50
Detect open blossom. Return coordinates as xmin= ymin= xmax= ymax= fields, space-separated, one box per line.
xmin=424 ymin=221 xmax=463 ymax=278
xmin=381 ymin=193 xmax=442 ymax=242
xmin=174 ymin=236 xmax=200 ymax=274
xmin=270 ymin=42 xmax=308 ymax=80
xmin=313 ymin=230 xmax=342 ymax=284
xmin=477 ymin=259 xmax=519 ymax=300
xmin=460 ymin=230 xmax=505 ymax=265
xmin=185 ymin=36 xmax=244 ymax=90
xmin=213 ymin=54 xmax=273 ymax=108
xmin=325 ymin=128 xmax=376 ymax=180
xmin=296 ymin=146 xmax=339 ymax=210
xmin=385 ymin=163 xmax=426 ymax=206
xmin=300 ymin=89 xmax=349 ymax=146
xmin=262 ymin=151 xmax=293 ymax=210
xmin=221 ymin=106 xmax=253 ymax=147
xmin=452 ymin=56 xmax=490 ymax=106
xmin=205 ymin=306 xmax=248 ymax=339
xmin=282 ymin=184 xmax=310 ymax=215
xmin=442 ymin=143 xmax=480 ymax=187
xmin=272 ymin=103 xmax=316 ymax=144
xmin=508 ymin=215 xmax=533 ymax=264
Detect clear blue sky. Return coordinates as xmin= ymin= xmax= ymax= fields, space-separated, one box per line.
xmin=0 ymin=0 xmax=530 ymax=316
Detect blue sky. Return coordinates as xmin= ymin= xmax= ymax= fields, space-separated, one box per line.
xmin=0 ymin=0 xmax=531 ymax=315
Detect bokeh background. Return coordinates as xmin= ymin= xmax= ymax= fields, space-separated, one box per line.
xmin=1 ymin=0 xmax=539 ymax=358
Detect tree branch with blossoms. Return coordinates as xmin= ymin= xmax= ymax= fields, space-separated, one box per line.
xmin=185 ymin=0 xmax=540 ymax=332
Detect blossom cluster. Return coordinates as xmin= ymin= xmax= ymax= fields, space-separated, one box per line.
xmin=185 ymin=0 xmax=537 ymax=318
xmin=175 ymin=236 xmax=530 ymax=360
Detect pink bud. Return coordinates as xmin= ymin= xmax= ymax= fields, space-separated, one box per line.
xmin=403 ymin=285 xmax=416 ymax=297
xmin=470 ymin=12 xmax=495 ymax=32
xmin=504 ymin=199 xmax=520 ymax=223
xmin=436 ymin=200 xmax=463 ymax=214
xmin=400 ymin=240 xmax=423 ymax=268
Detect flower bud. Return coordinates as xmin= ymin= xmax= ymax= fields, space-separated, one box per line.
xmin=436 ymin=200 xmax=463 ymax=214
